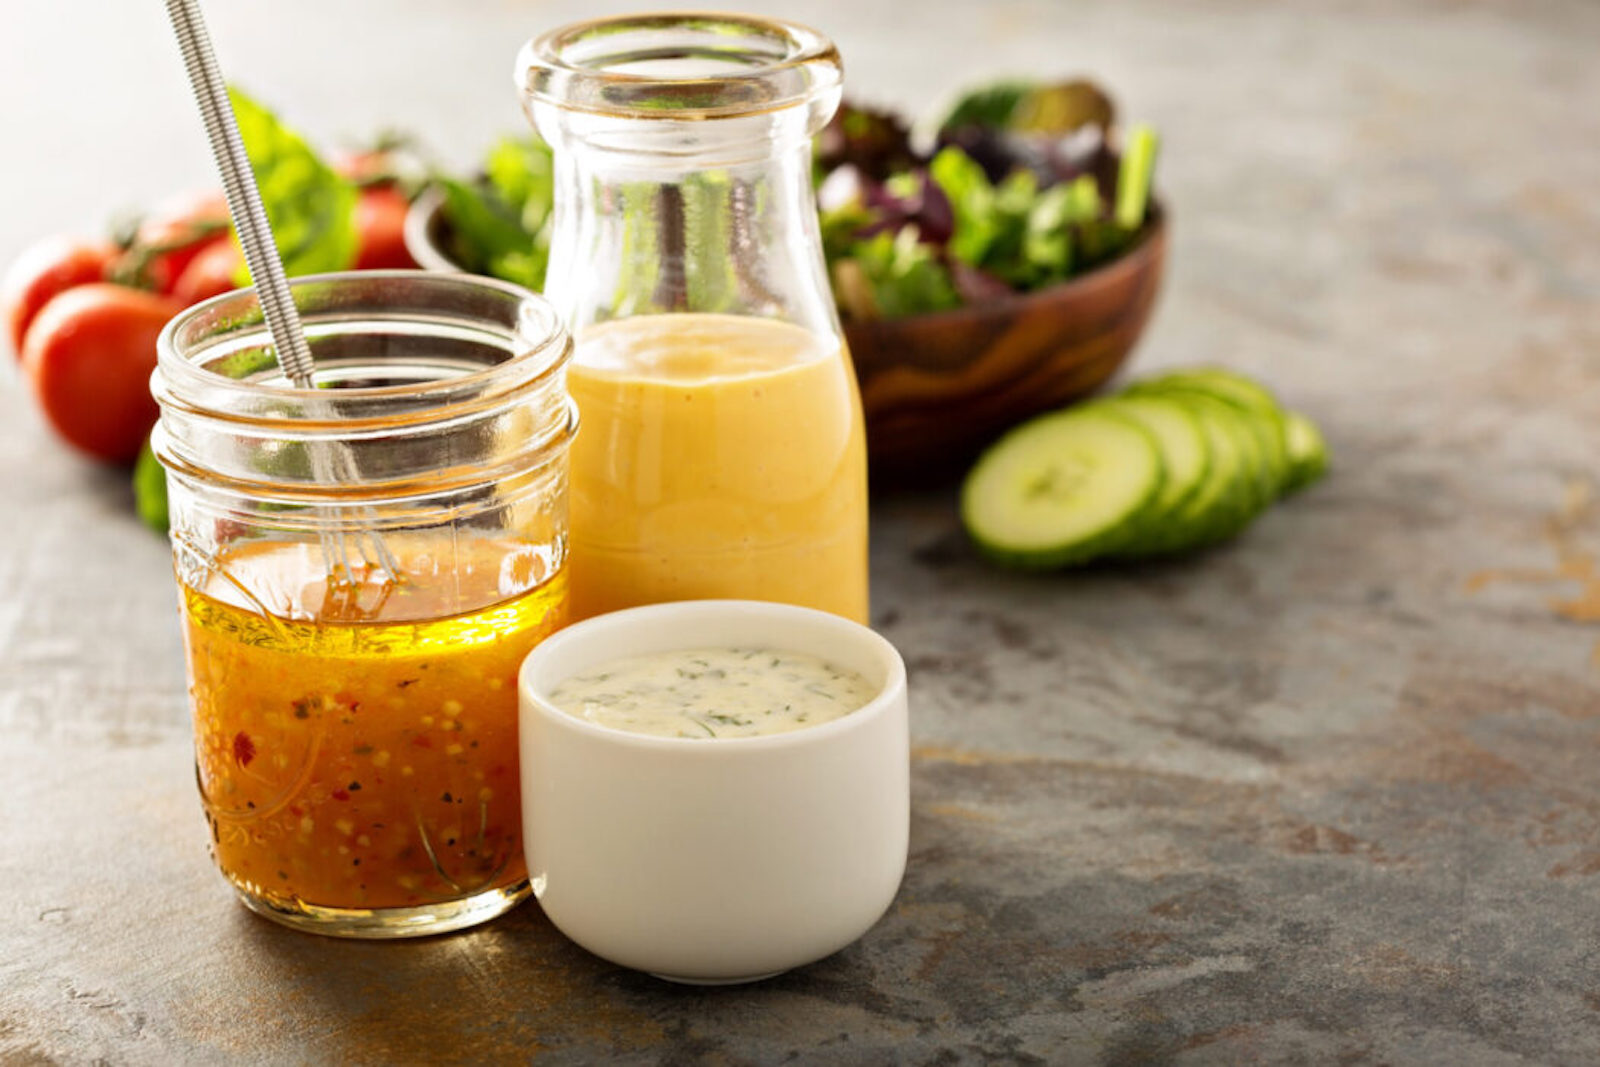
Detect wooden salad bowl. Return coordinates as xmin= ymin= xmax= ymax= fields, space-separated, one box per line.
xmin=845 ymin=206 xmax=1167 ymax=484
xmin=404 ymin=193 xmax=1166 ymax=484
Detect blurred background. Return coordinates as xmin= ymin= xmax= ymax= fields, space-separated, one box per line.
xmin=7 ymin=0 xmax=1596 ymax=405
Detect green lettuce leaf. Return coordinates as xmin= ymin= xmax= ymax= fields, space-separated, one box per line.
xmin=487 ymin=246 xmax=547 ymax=292
xmin=436 ymin=136 xmax=554 ymax=291
xmin=1020 ymin=182 xmax=1075 ymax=284
xmin=133 ymin=438 xmax=168 ymax=534
xmin=438 ymin=176 xmax=543 ymax=284
xmin=936 ymin=81 xmax=1032 ymax=132
xmin=819 ymin=199 xmax=875 ymax=262
xmin=977 ymin=169 xmax=1040 ymax=286
xmin=484 ymin=136 xmax=556 ymax=234
xmin=840 ymin=229 xmax=961 ymax=320
xmin=930 ymin=147 xmax=999 ymax=266
xmin=228 ymin=88 xmax=358 ymax=282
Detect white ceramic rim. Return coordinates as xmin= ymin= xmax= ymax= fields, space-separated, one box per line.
xmin=518 ymin=599 xmax=906 ymax=752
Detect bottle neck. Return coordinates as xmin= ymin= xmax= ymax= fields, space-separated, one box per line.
xmin=537 ymin=110 xmax=841 ymax=343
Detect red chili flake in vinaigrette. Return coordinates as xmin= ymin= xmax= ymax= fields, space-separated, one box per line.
xmin=332 ymin=789 xmax=350 ymax=802
xmin=232 ymin=731 xmax=256 ymax=767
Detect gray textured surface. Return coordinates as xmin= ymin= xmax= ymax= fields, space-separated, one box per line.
xmin=4 ymin=0 xmax=1600 ymax=1064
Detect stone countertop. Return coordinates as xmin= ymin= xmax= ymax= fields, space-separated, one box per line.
xmin=3 ymin=1 xmax=1600 ymax=1063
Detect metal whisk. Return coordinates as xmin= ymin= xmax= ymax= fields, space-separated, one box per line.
xmin=164 ymin=0 xmax=399 ymax=589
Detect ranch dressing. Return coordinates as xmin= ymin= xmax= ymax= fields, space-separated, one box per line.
xmin=548 ymin=647 xmax=876 ymax=739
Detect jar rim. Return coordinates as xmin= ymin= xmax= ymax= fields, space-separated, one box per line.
xmin=151 ymin=270 xmax=575 ymax=505
xmin=155 ymin=269 xmax=569 ymax=407
xmin=516 ymin=12 xmax=842 ymax=120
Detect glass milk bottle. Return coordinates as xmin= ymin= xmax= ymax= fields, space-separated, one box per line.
xmin=517 ymin=14 xmax=869 ymax=624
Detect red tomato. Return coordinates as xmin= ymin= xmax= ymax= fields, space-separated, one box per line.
xmin=110 ymin=190 xmax=232 ymax=294
xmin=2 ymin=237 xmax=116 ymax=360
xmin=353 ymin=185 xmax=417 ymax=270
xmin=172 ymin=239 xmax=245 ymax=305
xmin=21 ymin=284 xmax=182 ymax=465
xmin=335 ymin=150 xmax=395 ymax=186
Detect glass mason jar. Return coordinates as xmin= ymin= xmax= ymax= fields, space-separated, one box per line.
xmin=150 ymin=271 xmax=575 ymax=938
xmin=517 ymin=14 xmax=869 ymax=624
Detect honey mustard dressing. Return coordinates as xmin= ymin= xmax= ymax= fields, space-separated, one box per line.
xmin=565 ymin=314 xmax=869 ymax=624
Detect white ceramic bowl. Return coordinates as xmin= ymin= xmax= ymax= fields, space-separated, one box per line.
xmin=518 ymin=600 xmax=910 ymax=984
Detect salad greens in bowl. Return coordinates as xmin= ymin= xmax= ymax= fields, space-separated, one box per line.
xmin=407 ymin=78 xmax=1167 ymax=479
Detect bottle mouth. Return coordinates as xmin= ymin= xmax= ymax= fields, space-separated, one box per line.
xmin=517 ymin=12 xmax=842 ymax=120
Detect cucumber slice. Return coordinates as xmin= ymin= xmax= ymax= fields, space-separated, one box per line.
xmin=961 ymin=407 xmax=1165 ymax=569
xmin=1200 ymin=401 xmax=1273 ymax=540
xmin=1131 ymin=372 xmax=1291 ymax=498
xmin=1137 ymin=367 xmax=1282 ymax=415
xmin=1096 ymin=395 xmax=1210 ymax=556
xmin=1282 ymin=410 xmax=1329 ymax=492
xmin=1120 ymin=392 xmax=1270 ymax=551
xmin=1163 ymin=395 xmax=1260 ymax=549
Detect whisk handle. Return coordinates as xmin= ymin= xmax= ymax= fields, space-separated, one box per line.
xmin=164 ymin=0 xmax=316 ymax=387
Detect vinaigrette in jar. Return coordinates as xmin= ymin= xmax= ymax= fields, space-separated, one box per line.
xmin=152 ymin=271 xmax=575 ymax=938
xmin=181 ymin=535 xmax=565 ymax=919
